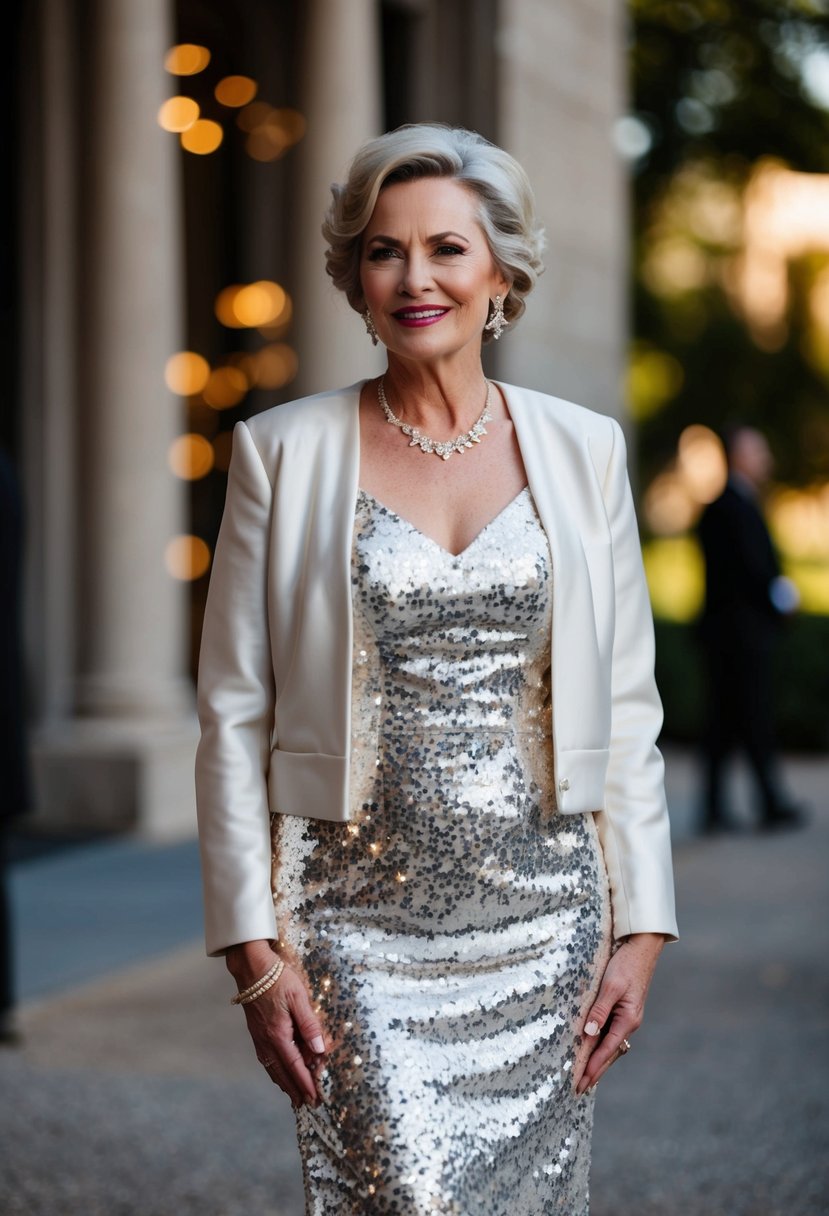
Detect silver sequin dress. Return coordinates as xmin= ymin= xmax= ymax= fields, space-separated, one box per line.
xmin=272 ymin=484 xmax=613 ymax=1215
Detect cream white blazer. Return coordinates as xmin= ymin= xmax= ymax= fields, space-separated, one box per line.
xmin=195 ymin=380 xmax=678 ymax=956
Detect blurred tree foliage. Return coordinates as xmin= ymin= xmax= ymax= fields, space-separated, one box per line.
xmin=630 ymin=0 xmax=829 ymax=490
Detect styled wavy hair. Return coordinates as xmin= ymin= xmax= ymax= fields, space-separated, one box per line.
xmin=322 ymin=123 xmax=546 ymax=341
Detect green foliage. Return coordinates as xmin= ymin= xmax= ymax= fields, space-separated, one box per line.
xmin=632 ymin=0 xmax=829 ymax=193
xmin=655 ymin=616 xmax=829 ymax=749
xmin=630 ymin=0 xmax=829 ymax=490
xmin=654 ymin=619 xmax=706 ymax=742
xmin=774 ymin=611 xmax=829 ymax=747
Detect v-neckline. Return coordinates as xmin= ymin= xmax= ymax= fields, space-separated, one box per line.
xmin=356 ymin=484 xmax=532 ymax=560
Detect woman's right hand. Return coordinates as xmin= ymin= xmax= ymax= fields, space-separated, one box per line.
xmin=226 ymin=940 xmax=328 ymax=1108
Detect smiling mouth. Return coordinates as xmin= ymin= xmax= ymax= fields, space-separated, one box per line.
xmin=392 ymin=307 xmax=450 ymax=326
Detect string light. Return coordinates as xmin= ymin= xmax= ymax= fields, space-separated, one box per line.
xmin=157 ymin=97 xmax=199 ymax=132
xmin=168 ymin=434 xmax=215 ymax=480
xmin=165 ymin=352 xmax=210 ymax=396
xmin=164 ymin=44 xmax=211 ymax=76
xmin=215 ymin=76 xmax=258 ymax=107
xmin=181 ymin=119 xmax=224 ymax=155
xmin=165 ymin=535 xmax=211 ymax=580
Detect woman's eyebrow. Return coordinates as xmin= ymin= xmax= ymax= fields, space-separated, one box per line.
xmin=430 ymin=231 xmax=469 ymax=244
xmin=365 ymin=231 xmax=470 ymax=246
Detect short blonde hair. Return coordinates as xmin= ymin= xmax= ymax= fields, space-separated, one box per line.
xmin=322 ymin=123 xmax=546 ymax=340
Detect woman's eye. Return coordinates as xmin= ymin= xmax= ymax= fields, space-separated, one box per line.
xmin=436 ymin=245 xmax=464 ymax=256
xmin=367 ymin=247 xmax=400 ymax=261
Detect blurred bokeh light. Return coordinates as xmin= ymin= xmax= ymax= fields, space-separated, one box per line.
xmin=214 ymin=282 xmax=291 ymax=329
xmin=164 ymin=44 xmax=211 ymax=76
xmin=168 ymin=434 xmax=215 ymax=481
xmin=242 ymin=343 xmax=299 ymax=390
xmin=165 ymin=352 xmax=210 ymax=396
xmin=203 ymin=366 xmax=249 ymax=410
xmin=237 ymin=104 xmax=306 ymax=162
xmin=165 ymin=535 xmax=211 ymax=581
xmin=215 ymin=76 xmax=258 ymax=108
xmin=157 ymin=96 xmax=199 ymax=132
xmin=180 ymin=118 xmax=223 ymax=155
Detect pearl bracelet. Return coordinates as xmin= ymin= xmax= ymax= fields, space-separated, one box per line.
xmin=230 ymin=958 xmax=285 ymax=1006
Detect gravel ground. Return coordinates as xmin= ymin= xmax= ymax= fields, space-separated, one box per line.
xmin=1 ymin=750 xmax=826 ymax=1215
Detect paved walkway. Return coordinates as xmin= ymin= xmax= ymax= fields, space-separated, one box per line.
xmin=1 ymin=748 xmax=827 ymax=1214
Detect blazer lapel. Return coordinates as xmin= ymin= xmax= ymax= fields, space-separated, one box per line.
xmin=497 ymin=382 xmax=605 ymax=759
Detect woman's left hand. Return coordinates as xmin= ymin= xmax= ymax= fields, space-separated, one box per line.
xmin=574 ymin=932 xmax=665 ymax=1096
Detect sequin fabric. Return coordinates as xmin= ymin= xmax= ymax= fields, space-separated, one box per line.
xmin=272 ymin=485 xmax=612 ymax=1215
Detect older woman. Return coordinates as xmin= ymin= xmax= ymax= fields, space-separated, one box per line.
xmin=195 ymin=123 xmax=677 ymax=1214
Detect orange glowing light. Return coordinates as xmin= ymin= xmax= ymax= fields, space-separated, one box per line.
xmin=157 ymin=96 xmax=200 ymax=132
xmin=236 ymin=102 xmax=275 ymax=132
xmin=247 ymin=343 xmax=298 ymax=389
xmin=238 ymin=105 xmax=306 ymax=162
xmin=214 ymin=286 xmax=244 ymax=328
xmin=215 ymin=282 xmax=290 ymax=329
xmin=168 ymin=434 xmax=215 ymax=480
xmin=770 ymin=485 xmax=829 ymax=560
xmin=643 ymin=472 xmax=697 ymax=536
xmin=246 ymin=126 xmax=290 ymax=162
xmin=165 ymin=351 xmax=210 ymax=396
xmin=232 ymin=281 xmax=287 ymax=327
xmin=203 ymin=365 xmax=249 ymax=409
xmin=215 ymin=76 xmax=258 ymax=107
xmin=258 ymin=293 xmax=294 ymax=337
xmin=165 ymin=535 xmax=211 ymax=580
xmin=164 ymin=44 xmax=211 ymax=76
xmin=180 ymin=119 xmax=224 ymax=155
xmin=677 ymin=425 xmax=728 ymax=504
xmin=733 ymin=160 xmax=829 ymax=348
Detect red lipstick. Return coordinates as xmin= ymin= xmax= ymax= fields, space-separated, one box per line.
xmin=391 ymin=307 xmax=450 ymax=328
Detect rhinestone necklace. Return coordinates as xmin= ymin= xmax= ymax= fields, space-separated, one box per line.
xmin=377 ymin=377 xmax=492 ymax=461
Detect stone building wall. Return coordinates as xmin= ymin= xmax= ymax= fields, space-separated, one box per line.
xmin=495 ymin=0 xmax=628 ymax=417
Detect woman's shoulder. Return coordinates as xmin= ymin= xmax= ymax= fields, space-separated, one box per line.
xmin=243 ymin=380 xmax=362 ymax=446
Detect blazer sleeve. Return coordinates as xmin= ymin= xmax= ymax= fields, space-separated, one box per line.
xmin=195 ymin=420 xmax=278 ymax=957
xmin=592 ymin=418 xmax=679 ymax=943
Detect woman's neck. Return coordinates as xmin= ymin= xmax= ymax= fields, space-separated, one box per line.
xmin=380 ymin=353 xmax=494 ymax=434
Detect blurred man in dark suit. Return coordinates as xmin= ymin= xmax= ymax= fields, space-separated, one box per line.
xmin=697 ymin=426 xmax=803 ymax=833
xmin=0 ymin=447 xmax=32 ymax=1042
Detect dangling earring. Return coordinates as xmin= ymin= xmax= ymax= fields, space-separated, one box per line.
xmin=484 ymin=294 xmax=508 ymax=341
xmin=363 ymin=309 xmax=379 ymax=346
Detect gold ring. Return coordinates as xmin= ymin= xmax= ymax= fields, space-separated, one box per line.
xmin=619 ymin=1038 xmax=632 ymax=1054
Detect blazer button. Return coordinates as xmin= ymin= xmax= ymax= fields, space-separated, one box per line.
xmin=558 ymin=778 xmax=570 ymax=792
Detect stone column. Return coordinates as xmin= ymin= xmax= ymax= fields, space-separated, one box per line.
xmin=494 ymin=0 xmax=628 ymax=418
xmin=31 ymin=0 xmax=199 ymax=839
xmin=20 ymin=0 xmax=78 ymax=729
xmin=291 ymin=0 xmax=385 ymax=397
xmin=75 ymin=0 xmax=191 ymax=720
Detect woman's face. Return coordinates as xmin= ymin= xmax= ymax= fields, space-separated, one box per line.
xmin=359 ymin=177 xmax=509 ymax=363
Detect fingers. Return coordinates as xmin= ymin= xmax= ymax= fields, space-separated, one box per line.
xmin=261 ymin=1056 xmax=306 ymax=1108
xmin=574 ymin=965 xmax=642 ymax=1095
xmin=292 ymin=998 xmax=328 ymax=1059
xmin=271 ymin=1037 xmax=321 ymax=1106
xmin=572 ymin=971 xmax=624 ymax=1092
xmin=245 ymin=965 xmax=329 ymax=1107
xmin=587 ymin=1036 xmax=633 ymax=1091
xmin=576 ymin=1019 xmax=635 ymax=1095
xmin=279 ymin=974 xmax=329 ymax=1103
